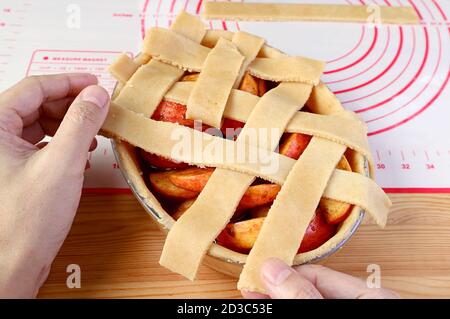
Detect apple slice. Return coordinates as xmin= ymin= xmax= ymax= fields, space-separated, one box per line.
xmin=169 ymin=167 xmax=215 ymax=192
xmin=217 ymin=210 xmax=336 ymax=254
xmin=279 ymin=133 xmax=312 ymax=159
xmin=221 ymin=118 xmax=244 ymax=140
xmin=257 ymin=77 xmax=267 ymax=96
xmin=170 ymin=169 xmax=280 ymax=210
xmin=172 ymin=199 xmax=195 ymax=220
xmin=319 ymin=156 xmax=353 ymax=224
xmin=152 ymin=100 xmax=192 ymax=126
xmin=216 ymin=217 xmax=265 ymax=253
xmin=149 ymin=171 xmax=198 ymax=200
xmin=298 ymin=210 xmax=336 ymax=253
xmin=249 ymin=204 xmax=271 ymax=218
xmin=239 ymin=72 xmax=259 ymax=96
xmin=181 ymin=73 xmax=199 ymax=81
xmin=238 ymin=184 xmax=281 ymax=209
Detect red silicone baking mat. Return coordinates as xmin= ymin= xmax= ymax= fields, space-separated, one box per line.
xmin=0 ymin=0 xmax=449 ymax=193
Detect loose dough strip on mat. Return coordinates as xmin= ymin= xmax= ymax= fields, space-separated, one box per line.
xmin=101 ymin=104 xmax=390 ymax=227
xmin=186 ymin=38 xmax=244 ymax=128
xmin=203 ymin=2 xmax=419 ymax=24
xmin=114 ymin=12 xmax=206 ymax=116
xmin=238 ymin=138 xmax=346 ymax=293
xmin=159 ymin=82 xmax=312 ymax=280
xmin=164 ymin=81 xmax=371 ymax=160
xmin=143 ymin=28 xmax=324 ymax=84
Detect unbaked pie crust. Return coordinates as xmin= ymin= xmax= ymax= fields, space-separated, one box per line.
xmin=102 ymin=12 xmax=391 ymax=293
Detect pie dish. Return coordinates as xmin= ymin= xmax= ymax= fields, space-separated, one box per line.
xmin=102 ymin=12 xmax=392 ymax=293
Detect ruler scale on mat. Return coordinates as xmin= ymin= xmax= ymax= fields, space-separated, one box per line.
xmin=0 ymin=0 xmax=449 ymax=193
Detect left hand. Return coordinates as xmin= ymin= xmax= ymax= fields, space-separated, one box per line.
xmin=0 ymin=74 xmax=110 ymax=298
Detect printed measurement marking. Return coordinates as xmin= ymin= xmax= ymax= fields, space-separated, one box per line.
xmin=26 ymin=50 xmax=126 ymax=94
xmin=425 ymin=150 xmax=430 ymax=161
xmin=412 ymin=149 xmax=416 ymax=157
xmin=401 ymin=150 xmax=405 ymax=161
xmin=376 ymin=150 xmax=381 ymax=161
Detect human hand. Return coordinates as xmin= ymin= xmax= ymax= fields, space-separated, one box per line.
xmin=242 ymin=258 xmax=400 ymax=299
xmin=0 ymin=74 xmax=110 ymax=298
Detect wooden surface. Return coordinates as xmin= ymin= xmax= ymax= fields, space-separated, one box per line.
xmin=38 ymin=193 xmax=450 ymax=299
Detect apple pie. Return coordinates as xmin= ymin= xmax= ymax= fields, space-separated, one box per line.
xmin=101 ymin=12 xmax=391 ymax=293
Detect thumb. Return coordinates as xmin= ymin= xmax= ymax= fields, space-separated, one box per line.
xmin=49 ymin=85 xmax=110 ymax=171
xmin=260 ymin=258 xmax=323 ymax=299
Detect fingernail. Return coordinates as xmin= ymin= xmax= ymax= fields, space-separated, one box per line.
xmin=80 ymin=85 xmax=109 ymax=108
xmin=261 ymin=258 xmax=294 ymax=286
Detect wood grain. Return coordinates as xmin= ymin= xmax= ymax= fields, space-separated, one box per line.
xmin=37 ymin=193 xmax=450 ymax=299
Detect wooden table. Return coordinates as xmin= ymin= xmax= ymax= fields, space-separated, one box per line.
xmin=38 ymin=193 xmax=450 ymax=298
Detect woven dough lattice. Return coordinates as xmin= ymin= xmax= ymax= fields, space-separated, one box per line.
xmin=102 ymin=12 xmax=391 ymax=293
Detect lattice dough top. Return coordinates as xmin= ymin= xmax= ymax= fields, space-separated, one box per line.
xmin=101 ymin=12 xmax=391 ymax=293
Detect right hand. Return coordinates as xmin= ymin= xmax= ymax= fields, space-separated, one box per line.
xmin=242 ymin=258 xmax=400 ymax=299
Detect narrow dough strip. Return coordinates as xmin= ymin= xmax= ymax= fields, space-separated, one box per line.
xmin=102 ymin=103 xmax=295 ymax=184
xmin=201 ymin=29 xmax=284 ymax=60
xmin=186 ymin=38 xmax=244 ymax=128
xmin=159 ymin=83 xmax=312 ymax=280
xmin=170 ymin=11 xmax=207 ymax=41
xmin=114 ymin=62 xmax=183 ymax=116
xmin=323 ymin=169 xmax=391 ymax=227
xmin=101 ymin=104 xmax=390 ymax=227
xmin=231 ymin=31 xmax=265 ymax=88
xmin=306 ymin=81 xmax=342 ymax=115
xmin=202 ymin=2 xmax=419 ymax=24
xmin=248 ymin=57 xmax=325 ymax=85
xmin=201 ymin=30 xmax=233 ymax=48
xmin=108 ymin=53 xmax=139 ymax=84
xmin=238 ymin=138 xmax=346 ymax=293
xmin=143 ymin=27 xmax=210 ymax=72
xmin=143 ymin=28 xmax=323 ymax=84
xmin=307 ymin=82 xmax=375 ymax=175
xmin=164 ymin=82 xmax=371 ymax=160
xmin=114 ymin=12 xmax=205 ymax=116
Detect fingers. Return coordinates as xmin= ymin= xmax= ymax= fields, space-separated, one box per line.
xmin=260 ymin=258 xmax=323 ymax=299
xmin=21 ymin=121 xmax=45 ymax=144
xmin=39 ymin=117 xmax=61 ymax=136
xmin=241 ymin=290 xmax=270 ymax=299
xmin=0 ymin=73 xmax=97 ymax=121
xmin=48 ymin=85 xmax=110 ymax=173
xmin=36 ymin=139 xmax=97 ymax=152
xmin=294 ymin=264 xmax=400 ymax=299
xmin=42 ymin=96 xmax=75 ymax=120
